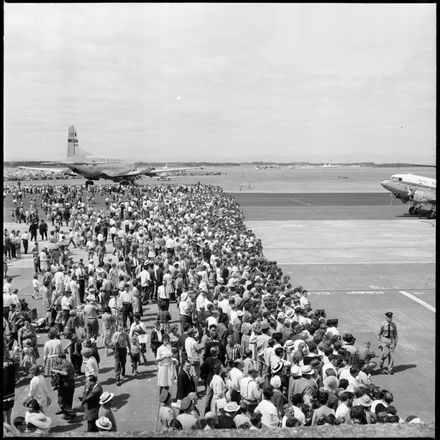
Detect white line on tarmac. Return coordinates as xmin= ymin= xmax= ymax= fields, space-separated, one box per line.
xmin=290 ymin=198 xmax=311 ymax=206
xmin=399 ymin=290 xmax=436 ymax=313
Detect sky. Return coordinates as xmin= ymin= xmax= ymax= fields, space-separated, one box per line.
xmin=4 ymin=3 xmax=436 ymax=163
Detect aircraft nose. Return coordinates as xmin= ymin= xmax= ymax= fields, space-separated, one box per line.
xmin=381 ymin=180 xmax=392 ymax=191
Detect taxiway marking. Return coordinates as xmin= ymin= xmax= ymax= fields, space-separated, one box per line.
xmin=290 ymin=198 xmax=311 ymax=206
xmin=399 ymin=290 xmax=436 ymax=313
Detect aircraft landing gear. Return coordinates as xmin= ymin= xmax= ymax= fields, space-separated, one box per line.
xmin=428 ymin=211 xmax=436 ymax=219
xmin=85 ymin=180 xmax=95 ymax=189
xmin=408 ymin=206 xmax=417 ymax=215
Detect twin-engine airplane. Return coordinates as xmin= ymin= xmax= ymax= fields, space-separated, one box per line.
xmin=20 ymin=126 xmax=202 ymax=186
xmin=381 ymin=173 xmax=436 ymax=218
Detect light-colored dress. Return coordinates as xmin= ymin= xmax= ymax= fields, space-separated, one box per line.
xmin=210 ymin=373 xmax=226 ymax=413
xmin=43 ymin=339 xmax=63 ymax=376
xmin=29 ymin=374 xmax=51 ymax=412
xmin=156 ymin=344 xmax=173 ymax=388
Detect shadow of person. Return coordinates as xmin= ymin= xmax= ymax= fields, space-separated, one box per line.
xmin=49 ymin=418 xmax=83 ymax=434
xmin=391 ymin=363 xmax=417 ymax=374
xmin=111 ymin=392 xmax=130 ymax=410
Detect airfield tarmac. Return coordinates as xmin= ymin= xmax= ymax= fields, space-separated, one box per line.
xmin=238 ymin=192 xmax=435 ymax=425
xmin=2 ymin=171 xmax=436 ymax=431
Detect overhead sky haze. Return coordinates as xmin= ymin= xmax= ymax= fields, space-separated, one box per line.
xmin=4 ymin=3 xmax=436 ymax=163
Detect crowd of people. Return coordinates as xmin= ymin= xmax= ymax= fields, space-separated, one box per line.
xmin=3 ymin=182 xmax=425 ymax=434
xmin=4 ymin=169 xmax=81 ymax=182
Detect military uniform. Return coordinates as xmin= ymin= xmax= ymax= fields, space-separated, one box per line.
xmin=377 ymin=312 xmax=398 ymax=374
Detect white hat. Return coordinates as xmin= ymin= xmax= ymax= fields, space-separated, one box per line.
xmin=95 ymin=416 xmax=112 ymax=430
xmin=26 ymin=413 xmax=52 ymax=430
xmin=301 ymin=365 xmax=315 ymax=375
xmin=270 ymin=375 xmax=281 ymax=389
xmin=291 ymin=365 xmax=303 ymax=377
xmin=224 ymin=401 xmax=240 ymax=413
xmin=99 ymin=391 xmax=115 ymax=405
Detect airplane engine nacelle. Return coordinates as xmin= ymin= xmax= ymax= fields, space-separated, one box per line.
xmin=411 ymin=190 xmax=425 ymax=203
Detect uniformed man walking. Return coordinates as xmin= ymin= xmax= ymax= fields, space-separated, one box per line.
xmin=377 ymin=312 xmax=398 ymax=375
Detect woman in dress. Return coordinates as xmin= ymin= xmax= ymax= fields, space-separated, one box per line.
xmin=101 ymin=306 xmax=117 ymax=356
xmin=18 ymin=318 xmax=39 ymax=361
xmin=156 ymin=334 xmax=173 ymax=394
xmin=28 ymin=365 xmax=52 ymax=414
xmin=209 ymin=363 xmax=226 ymax=414
xmin=43 ymin=328 xmax=62 ymax=376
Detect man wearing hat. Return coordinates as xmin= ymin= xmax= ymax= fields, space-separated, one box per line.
xmin=287 ymin=365 xmax=313 ymax=402
xmin=216 ymin=401 xmax=240 ymax=429
xmin=377 ymin=312 xmax=398 ymax=375
xmin=176 ymin=396 xmax=201 ymax=430
xmin=98 ymin=391 xmax=117 ymax=431
xmin=158 ymin=389 xmax=176 ymax=432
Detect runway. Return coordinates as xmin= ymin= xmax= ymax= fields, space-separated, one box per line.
xmin=232 ymin=192 xmax=431 ymax=220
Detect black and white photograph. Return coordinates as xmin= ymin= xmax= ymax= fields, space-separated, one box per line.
xmin=3 ymin=3 xmax=435 ymax=436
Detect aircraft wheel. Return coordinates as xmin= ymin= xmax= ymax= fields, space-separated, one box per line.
xmin=428 ymin=211 xmax=436 ymax=219
xmin=408 ymin=206 xmax=416 ymax=215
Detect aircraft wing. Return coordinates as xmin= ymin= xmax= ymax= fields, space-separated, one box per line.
xmin=18 ymin=166 xmax=76 ymax=176
xmin=132 ymin=166 xmax=204 ymax=177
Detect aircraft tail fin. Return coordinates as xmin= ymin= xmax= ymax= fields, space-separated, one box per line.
xmin=67 ymin=126 xmax=79 ymax=158
xmin=67 ymin=126 xmax=91 ymax=159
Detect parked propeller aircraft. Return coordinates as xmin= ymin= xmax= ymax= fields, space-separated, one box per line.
xmin=20 ymin=126 xmax=202 ymax=186
xmin=381 ymin=173 xmax=436 ymax=218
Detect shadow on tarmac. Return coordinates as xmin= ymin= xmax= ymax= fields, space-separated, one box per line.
xmin=50 ymin=420 xmax=83 ymax=433
xmin=392 ymin=363 xmax=418 ymax=374
xmin=111 ymin=392 xmax=130 ymax=410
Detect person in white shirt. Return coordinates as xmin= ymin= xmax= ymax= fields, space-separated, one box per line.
xmin=239 ymin=368 xmax=262 ymax=413
xmin=3 ymin=277 xmax=13 ymax=295
xmin=335 ymin=391 xmax=353 ymax=421
xmin=196 ymin=291 xmax=209 ymax=313
xmin=21 ymin=231 xmax=29 ymax=254
xmin=218 ymin=293 xmax=231 ymax=316
xmin=281 ymin=393 xmax=306 ymax=426
xmin=185 ymin=328 xmax=203 ymax=383
xmin=227 ymin=359 xmax=244 ymax=404
xmin=139 ymin=265 xmax=150 ymax=304
xmin=255 ymin=387 xmax=280 ymax=428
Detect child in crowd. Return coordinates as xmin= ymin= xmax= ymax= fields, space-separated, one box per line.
xmin=130 ymin=332 xmax=141 ymax=375
xmin=21 ymin=339 xmax=36 ymax=376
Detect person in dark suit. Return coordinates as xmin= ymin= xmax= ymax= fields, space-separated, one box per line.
xmin=82 ymin=375 xmax=103 ymax=432
xmin=150 ymin=319 xmax=163 ymax=358
xmin=176 ymin=360 xmax=196 ymax=401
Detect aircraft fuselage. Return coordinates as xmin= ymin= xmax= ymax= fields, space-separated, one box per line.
xmin=66 ymin=157 xmax=138 ymax=181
